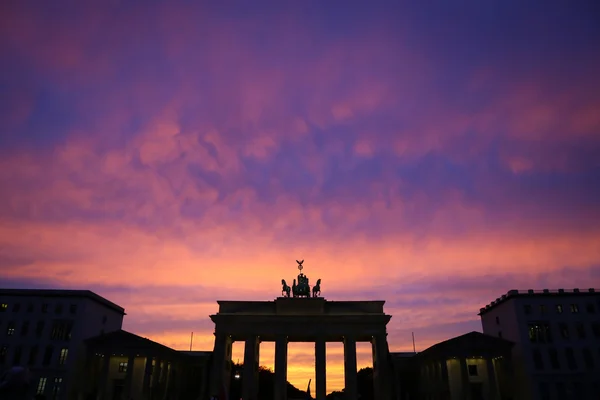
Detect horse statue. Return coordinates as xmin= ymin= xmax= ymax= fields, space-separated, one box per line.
xmin=281 ymin=279 xmax=291 ymax=297
xmin=312 ymin=279 xmax=321 ymax=297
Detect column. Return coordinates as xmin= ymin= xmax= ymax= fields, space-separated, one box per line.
xmin=209 ymin=333 xmax=229 ymax=397
xmin=487 ymin=358 xmax=498 ymax=400
xmin=343 ymin=336 xmax=358 ymax=400
xmin=372 ymin=334 xmax=392 ymax=400
xmin=315 ymin=338 xmax=327 ymax=400
xmin=162 ymin=362 xmax=172 ymax=400
xmin=440 ymin=359 xmax=449 ymax=397
xmin=97 ymin=353 xmax=111 ymax=400
xmin=243 ymin=336 xmax=260 ymax=400
xmin=142 ymin=356 xmax=153 ymax=400
xmin=274 ymin=336 xmax=288 ymax=400
xmin=123 ymin=354 xmax=135 ymax=399
xmin=152 ymin=358 xmax=162 ymax=400
xmin=459 ymin=357 xmax=470 ymax=400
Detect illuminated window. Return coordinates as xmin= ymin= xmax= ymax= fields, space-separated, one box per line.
xmin=570 ymin=304 xmax=579 ymax=313
xmin=6 ymin=321 xmax=15 ymax=336
xmin=556 ymin=304 xmax=563 ymax=314
xmin=528 ymin=323 xmax=553 ymax=343
xmin=51 ymin=377 xmax=62 ymax=400
xmin=59 ymin=348 xmax=68 ymax=365
xmin=37 ymin=377 xmax=47 ymax=395
xmin=0 ymin=304 xmax=7 ymax=312
xmin=119 ymin=362 xmax=128 ymax=373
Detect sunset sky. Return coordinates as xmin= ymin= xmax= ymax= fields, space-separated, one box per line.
xmin=1 ymin=0 xmax=600 ymax=393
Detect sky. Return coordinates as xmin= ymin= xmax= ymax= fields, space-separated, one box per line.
xmin=1 ymin=0 xmax=600 ymax=393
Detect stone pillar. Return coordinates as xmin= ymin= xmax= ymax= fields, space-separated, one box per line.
xmin=97 ymin=353 xmax=111 ymax=400
xmin=142 ymin=356 xmax=153 ymax=400
xmin=343 ymin=336 xmax=358 ymax=400
xmin=315 ymin=338 xmax=326 ymax=400
xmin=372 ymin=334 xmax=392 ymax=400
xmin=274 ymin=336 xmax=288 ymax=400
xmin=243 ymin=335 xmax=260 ymax=400
xmin=487 ymin=358 xmax=497 ymax=400
xmin=440 ymin=359 xmax=449 ymax=397
xmin=152 ymin=358 xmax=162 ymax=400
xmin=209 ymin=333 xmax=229 ymax=397
xmin=162 ymin=362 xmax=172 ymax=400
xmin=123 ymin=354 xmax=135 ymax=399
xmin=459 ymin=357 xmax=470 ymax=400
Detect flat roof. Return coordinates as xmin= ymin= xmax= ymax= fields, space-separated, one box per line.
xmin=479 ymin=288 xmax=599 ymax=316
xmin=0 ymin=288 xmax=125 ymax=315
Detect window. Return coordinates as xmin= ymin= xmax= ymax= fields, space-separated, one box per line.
xmin=495 ymin=316 xmax=500 ymax=325
xmin=586 ymin=303 xmax=596 ymax=314
xmin=12 ymin=303 xmax=21 ymax=312
xmin=524 ymin=305 xmax=532 ymax=315
xmin=0 ymin=303 xmax=7 ymax=312
xmin=42 ymin=346 xmax=54 ymax=366
xmin=467 ymin=364 xmax=478 ymax=376
xmin=69 ymin=304 xmax=77 ymax=314
xmin=528 ymin=323 xmax=553 ymax=343
xmin=42 ymin=304 xmax=48 ymax=313
xmin=539 ymin=382 xmax=550 ymax=400
xmin=50 ymin=320 xmax=73 ymax=341
xmin=0 ymin=345 xmax=8 ymax=364
xmin=592 ymin=322 xmax=600 ymax=338
xmin=51 ymin=377 xmax=62 ymax=400
xmin=556 ymin=304 xmax=563 ymax=313
xmin=37 ymin=377 xmax=47 ymax=395
xmin=13 ymin=345 xmax=22 ymax=365
xmin=532 ymin=349 xmax=544 ymax=370
xmin=559 ymin=323 xmax=570 ymax=339
xmin=582 ymin=348 xmax=594 ymax=369
xmin=20 ymin=321 xmax=29 ymax=337
xmin=540 ymin=305 xmax=546 ymax=314
xmin=575 ymin=322 xmax=586 ymax=339
xmin=548 ymin=348 xmax=560 ymax=369
xmin=27 ymin=303 xmax=33 ymax=313
xmin=58 ymin=348 xmax=68 ymax=365
xmin=6 ymin=321 xmax=15 ymax=336
xmin=565 ymin=347 xmax=577 ymax=370
xmin=119 ymin=361 xmax=128 ymax=373
xmin=570 ymin=304 xmax=579 ymax=313
xmin=35 ymin=321 xmax=45 ymax=338
xmin=28 ymin=345 xmax=38 ymax=366
xmin=55 ymin=304 xmax=63 ymax=315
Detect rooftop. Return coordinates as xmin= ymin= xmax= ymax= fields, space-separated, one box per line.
xmin=479 ymin=288 xmax=599 ymax=315
xmin=0 ymin=288 xmax=125 ymax=315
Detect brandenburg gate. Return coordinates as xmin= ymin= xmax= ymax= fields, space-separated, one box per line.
xmin=209 ymin=261 xmax=393 ymax=400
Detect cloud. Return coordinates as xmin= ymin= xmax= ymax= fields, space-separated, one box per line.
xmin=1 ymin=0 xmax=599 ymax=392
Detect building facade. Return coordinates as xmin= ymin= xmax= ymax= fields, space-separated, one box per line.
xmin=0 ymin=289 xmax=125 ymax=400
xmin=391 ymin=332 xmax=514 ymax=400
xmin=479 ymin=288 xmax=600 ymax=400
